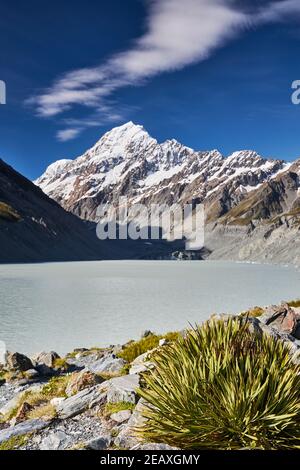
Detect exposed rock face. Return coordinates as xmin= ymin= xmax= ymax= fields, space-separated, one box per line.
xmin=84 ymin=435 xmax=111 ymax=450
xmin=129 ymin=351 xmax=154 ymax=375
xmin=35 ymin=122 xmax=300 ymax=265
xmin=206 ymin=162 xmax=300 ymax=265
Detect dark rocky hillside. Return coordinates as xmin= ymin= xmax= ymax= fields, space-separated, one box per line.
xmin=0 ymin=159 xmax=184 ymax=263
xmin=0 ymin=159 xmax=107 ymax=263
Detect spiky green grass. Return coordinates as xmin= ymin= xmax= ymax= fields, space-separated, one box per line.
xmin=138 ymin=318 xmax=300 ymax=450
xmin=288 ymin=299 xmax=300 ymax=308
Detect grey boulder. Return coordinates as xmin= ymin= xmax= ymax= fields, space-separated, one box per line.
xmin=87 ymin=355 xmax=126 ymax=375
xmin=40 ymin=431 xmax=73 ymax=450
xmin=106 ymin=374 xmax=140 ymax=404
xmin=84 ymin=434 xmax=111 ymax=450
xmin=31 ymin=351 xmax=60 ymax=369
xmin=6 ymin=352 xmax=33 ymax=372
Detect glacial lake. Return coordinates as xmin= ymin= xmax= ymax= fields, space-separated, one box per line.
xmin=0 ymin=260 xmax=299 ymax=355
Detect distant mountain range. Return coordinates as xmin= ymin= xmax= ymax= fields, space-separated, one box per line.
xmin=35 ymin=122 xmax=300 ymax=265
xmin=0 ymin=157 xmax=183 ymax=263
xmin=0 ymin=122 xmax=299 ymax=264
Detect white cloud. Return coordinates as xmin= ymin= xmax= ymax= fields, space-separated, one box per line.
xmin=109 ymin=0 xmax=247 ymax=79
xmin=57 ymin=128 xmax=82 ymax=142
xmin=29 ymin=0 xmax=300 ymax=140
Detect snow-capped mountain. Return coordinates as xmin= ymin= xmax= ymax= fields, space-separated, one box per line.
xmin=35 ymin=121 xmax=289 ymax=222
xmin=34 ymin=121 xmax=300 ymax=264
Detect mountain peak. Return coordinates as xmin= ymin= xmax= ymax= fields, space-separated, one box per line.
xmin=80 ymin=121 xmax=156 ymax=165
xmin=35 ymin=123 xmax=288 ymax=224
xmin=118 ymin=121 xmax=142 ymax=130
xmin=101 ymin=121 xmax=148 ymax=140
xmin=90 ymin=121 xmax=153 ymax=149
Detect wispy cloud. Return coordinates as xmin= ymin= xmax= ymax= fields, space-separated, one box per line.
xmin=28 ymin=0 xmax=300 ymax=141
xmin=256 ymin=0 xmax=300 ymax=22
xmin=57 ymin=128 xmax=82 ymax=142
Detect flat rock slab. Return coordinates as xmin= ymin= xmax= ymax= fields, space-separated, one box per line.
xmin=129 ymin=362 xmax=153 ymax=375
xmin=129 ymin=351 xmax=155 ymax=375
xmin=55 ymin=386 xmax=106 ymax=419
xmin=0 ymin=419 xmax=49 ymax=444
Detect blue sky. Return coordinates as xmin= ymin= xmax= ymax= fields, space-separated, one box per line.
xmin=1 ymin=0 xmax=300 ymax=180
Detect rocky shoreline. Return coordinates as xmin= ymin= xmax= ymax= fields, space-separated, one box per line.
xmin=0 ymin=301 xmax=300 ymax=451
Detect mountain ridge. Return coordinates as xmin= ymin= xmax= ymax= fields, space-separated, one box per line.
xmin=34 ymin=122 xmax=300 ymax=265
xmin=35 ymin=122 xmax=291 ymax=223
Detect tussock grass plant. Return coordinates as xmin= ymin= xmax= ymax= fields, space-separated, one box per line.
xmin=139 ymin=318 xmax=300 ymax=450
